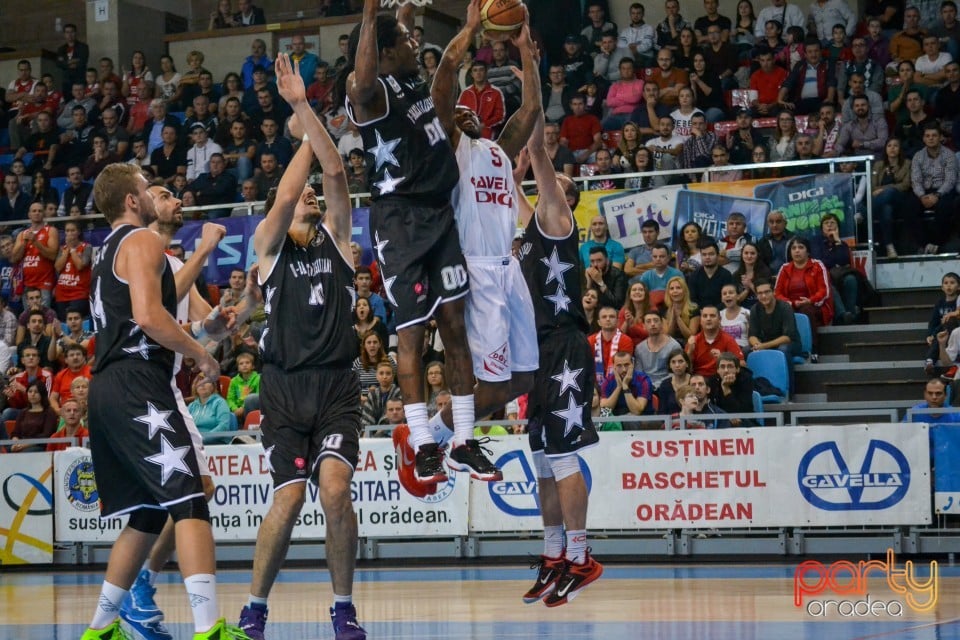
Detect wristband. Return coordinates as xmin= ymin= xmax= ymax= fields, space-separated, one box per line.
xmin=302 ymin=133 xmax=310 ymax=142
xmin=191 ymin=321 xmax=207 ymax=342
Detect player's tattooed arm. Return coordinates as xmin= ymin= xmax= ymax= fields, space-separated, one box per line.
xmin=432 ymin=0 xmax=483 ymax=142
xmin=496 ymin=9 xmax=540 ymax=160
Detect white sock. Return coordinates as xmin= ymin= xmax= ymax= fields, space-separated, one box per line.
xmin=543 ymin=525 xmax=564 ymax=558
xmin=451 ymin=394 xmax=475 ymax=445
xmin=427 ymin=411 xmax=453 ymax=447
xmin=184 ymin=573 xmax=219 ymax=633
xmin=405 ymin=402 xmax=432 ymax=450
xmin=333 ymin=593 xmax=352 ymax=606
xmin=142 ymin=561 xmax=159 ymax=587
xmin=248 ymin=595 xmax=268 ymax=607
xmin=90 ymin=581 xmax=127 ymax=629
xmin=565 ymin=529 xmax=587 ymax=565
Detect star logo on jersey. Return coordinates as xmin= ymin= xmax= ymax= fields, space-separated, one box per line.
xmin=551 ymin=393 xmax=586 ymax=438
xmin=135 ymin=402 xmax=175 ymax=439
xmin=374 ymin=231 xmax=389 ymax=265
xmin=90 ymin=278 xmax=106 ymax=330
xmin=544 ymin=286 xmax=571 ymax=314
xmin=263 ymin=284 xmax=277 ymax=315
xmin=374 ymin=169 xmax=404 ymax=195
xmin=370 ymin=130 xmax=400 ymax=171
xmin=541 ymin=246 xmax=574 ymax=286
xmin=551 ymin=360 xmax=583 ymax=396
xmin=123 ymin=334 xmax=159 ymax=360
xmin=382 ymin=275 xmax=398 ymax=307
xmin=145 ymin=434 xmax=193 ymax=485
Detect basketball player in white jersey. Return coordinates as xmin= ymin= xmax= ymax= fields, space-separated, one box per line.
xmin=392 ymin=2 xmax=544 ymax=491
xmin=119 ymin=189 xmax=262 ymax=640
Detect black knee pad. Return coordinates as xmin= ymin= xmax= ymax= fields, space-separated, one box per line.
xmin=127 ymin=508 xmax=168 ymax=535
xmin=167 ymin=496 xmax=210 ymax=523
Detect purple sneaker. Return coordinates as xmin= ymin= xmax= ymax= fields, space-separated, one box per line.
xmin=330 ymin=604 xmax=366 ymax=640
xmin=237 ymin=604 xmax=267 ymax=640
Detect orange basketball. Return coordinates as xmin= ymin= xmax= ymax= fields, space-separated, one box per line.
xmin=480 ymin=0 xmax=525 ymax=41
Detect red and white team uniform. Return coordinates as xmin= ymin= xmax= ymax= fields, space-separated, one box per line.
xmin=452 ymin=134 xmax=538 ymax=383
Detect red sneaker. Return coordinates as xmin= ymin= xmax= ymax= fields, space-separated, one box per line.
xmin=543 ymin=552 xmax=603 ymax=607
xmin=522 ymin=555 xmax=565 ymax=604
xmin=392 ymin=424 xmax=437 ymax=498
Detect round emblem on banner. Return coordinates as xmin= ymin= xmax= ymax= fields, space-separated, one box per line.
xmin=63 ymin=457 xmax=100 ymax=512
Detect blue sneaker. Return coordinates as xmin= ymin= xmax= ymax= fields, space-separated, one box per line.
xmin=119 ymin=570 xmax=172 ymax=640
xmin=330 ymin=604 xmax=366 ymax=640
xmin=237 ymin=604 xmax=268 ymax=640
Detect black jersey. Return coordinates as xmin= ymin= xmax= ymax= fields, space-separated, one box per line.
xmin=259 ymin=224 xmax=356 ymax=371
xmin=346 ymin=74 xmax=459 ymax=201
xmin=90 ymin=225 xmax=177 ymax=374
xmin=518 ymin=213 xmax=589 ymax=339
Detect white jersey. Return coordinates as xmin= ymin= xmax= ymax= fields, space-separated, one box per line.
xmin=452 ymin=134 xmax=517 ymax=258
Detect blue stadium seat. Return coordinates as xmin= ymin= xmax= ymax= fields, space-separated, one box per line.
xmin=82 ymin=318 xmax=91 ymax=332
xmin=170 ymin=111 xmax=186 ymax=124
xmin=20 ymin=153 xmax=33 ymax=167
xmin=746 ymin=350 xmax=789 ymax=403
xmin=0 ymin=129 xmax=9 ymax=149
xmin=751 ymin=390 xmax=765 ymax=426
xmin=0 ymin=153 xmax=14 ymax=171
xmin=50 ymin=177 xmax=70 ymax=197
xmin=793 ymin=313 xmax=813 ymax=364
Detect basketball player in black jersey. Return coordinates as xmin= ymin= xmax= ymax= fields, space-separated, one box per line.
xmin=514 ymin=114 xmax=603 ymax=607
xmin=342 ymin=0 xmax=500 ymax=484
xmin=237 ymin=54 xmax=365 ymax=640
xmin=82 ymin=163 xmax=249 ymax=640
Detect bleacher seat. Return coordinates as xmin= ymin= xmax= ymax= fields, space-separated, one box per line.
xmin=752 ymin=390 xmax=765 ymax=425
xmin=51 ymin=177 xmax=70 ymax=198
xmin=0 ymin=153 xmax=14 ymax=171
xmin=0 ymin=129 xmax=9 ymax=149
xmin=218 ymin=375 xmax=231 ymax=399
xmin=170 ymin=111 xmax=186 ymax=124
xmin=243 ymin=410 xmax=261 ymax=430
xmin=602 ymin=130 xmax=621 ymax=150
xmin=793 ymin=313 xmax=813 ymax=364
xmin=747 ymin=350 xmax=789 ymax=403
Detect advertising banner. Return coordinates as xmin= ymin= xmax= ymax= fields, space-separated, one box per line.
xmin=0 ymin=451 xmax=54 ymax=564
xmin=753 ymin=173 xmax=856 ymax=240
xmin=932 ymin=425 xmax=960 ymax=514
xmin=54 ymin=440 xmax=468 ymax=543
xmin=469 ymin=425 xmax=930 ymax=532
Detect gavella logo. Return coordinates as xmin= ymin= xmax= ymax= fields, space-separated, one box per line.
xmin=794 ymin=549 xmax=938 ymax=617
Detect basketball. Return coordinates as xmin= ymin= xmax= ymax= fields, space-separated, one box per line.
xmin=480 ymin=0 xmax=525 ymax=41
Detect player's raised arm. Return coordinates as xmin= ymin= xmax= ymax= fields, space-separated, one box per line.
xmin=495 ymin=13 xmax=541 ymax=160
xmin=348 ymin=0 xmax=388 ymax=114
xmin=433 ymin=0 xmax=483 ymax=140
xmin=527 ymin=114 xmax=573 ymax=238
xmin=277 ymin=53 xmax=352 ymax=248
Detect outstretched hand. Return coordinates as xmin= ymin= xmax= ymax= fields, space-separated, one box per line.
xmin=275 ymin=53 xmax=306 ymax=106
xmin=510 ymin=8 xmax=535 ymax=58
xmin=466 ymin=0 xmax=483 ymax=32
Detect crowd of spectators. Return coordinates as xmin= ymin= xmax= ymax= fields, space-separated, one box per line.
xmin=6 ymin=0 xmax=960 ymax=446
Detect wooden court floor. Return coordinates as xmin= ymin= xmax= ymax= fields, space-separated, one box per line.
xmin=2 ymin=563 xmax=960 ymax=639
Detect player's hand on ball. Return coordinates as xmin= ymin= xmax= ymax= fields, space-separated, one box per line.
xmin=466 ymin=0 xmax=483 ymax=31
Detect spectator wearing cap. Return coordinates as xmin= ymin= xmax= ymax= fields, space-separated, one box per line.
xmin=185 ymin=123 xmax=223 ymax=182
xmin=726 ymin=108 xmax=762 ymax=164
xmin=241 ymin=38 xmax=274 ymax=89
xmin=557 ymin=35 xmax=593 ymax=89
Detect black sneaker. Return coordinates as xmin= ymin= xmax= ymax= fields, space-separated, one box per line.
xmin=415 ymin=443 xmax=448 ymax=483
xmin=447 ymin=438 xmax=503 ymax=481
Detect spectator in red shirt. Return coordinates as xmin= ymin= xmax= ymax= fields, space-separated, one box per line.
xmin=46 ymin=398 xmax=88 ymax=452
xmin=49 ymin=344 xmax=91 ymax=414
xmin=1 ymin=345 xmax=53 ymax=422
xmin=749 ymin=48 xmax=788 ymax=116
xmin=457 ymin=60 xmax=505 ymax=139
xmin=53 ymin=220 xmax=93 ymax=320
xmin=10 ymin=202 xmax=59 ymax=308
xmin=560 ymin=93 xmax=603 ymax=163
xmin=305 ymin=62 xmax=335 ymax=115
xmin=686 ymin=304 xmax=745 ymax=376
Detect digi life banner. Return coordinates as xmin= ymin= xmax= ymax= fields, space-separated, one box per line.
xmin=468 ymin=424 xmax=931 ymax=532
xmin=54 ymin=440 xmax=468 ymax=543
xmin=596 ymin=174 xmax=856 ymax=252
xmin=0 ymin=451 xmax=53 ymax=564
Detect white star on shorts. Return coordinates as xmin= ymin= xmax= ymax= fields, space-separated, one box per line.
xmin=551 ymin=393 xmax=585 ymax=438
xmin=135 ymin=402 xmax=175 ymax=439
xmin=145 ymin=435 xmax=193 ymax=485
xmin=374 ymin=230 xmax=389 ymax=265
xmin=382 ymin=275 xmax=398 ymax=307
xmin=551 ymin=360 xmax=583 ymax=396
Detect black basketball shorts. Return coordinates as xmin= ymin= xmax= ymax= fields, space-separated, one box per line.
xmin=369 ymin=199 xmax=469 ymax=330
xmin=88 ymin=363 xmax=205 ymax=517
xmin=527 ymin=327 xmax=600 ymax=457
xmin=259 ymin=365 xmax=361 ymax=488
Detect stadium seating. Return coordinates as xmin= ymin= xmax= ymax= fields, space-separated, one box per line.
xmin=746 ymin=350 xmax=789 ymax=403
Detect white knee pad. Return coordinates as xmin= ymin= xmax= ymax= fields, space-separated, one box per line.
xmin=547 ymin=454 xmax=581 ymax=482
xmin=533 ymin=450 xmax=553 ymax=479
